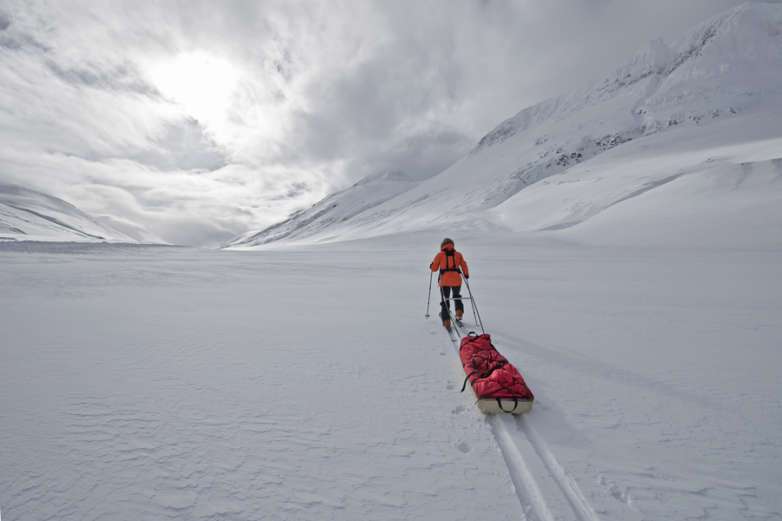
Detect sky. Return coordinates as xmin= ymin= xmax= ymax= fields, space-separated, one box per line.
xmin=0 ymin=0 xmax=747 ymax=245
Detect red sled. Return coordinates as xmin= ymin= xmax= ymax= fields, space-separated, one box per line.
xmin=459 ymin=333 xmax=534 ymax=415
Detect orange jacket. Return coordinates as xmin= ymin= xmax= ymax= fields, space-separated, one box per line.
xmin=430 ymin=247 xmax=469 ymax=287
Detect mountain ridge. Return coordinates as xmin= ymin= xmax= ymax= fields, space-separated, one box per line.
xmin=0 ymin=183 xmax=148 ymax=243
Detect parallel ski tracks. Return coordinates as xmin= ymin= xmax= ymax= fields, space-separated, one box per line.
xmin=489 ymin=415 xmax=558 ymax=521
xmin=490 ymin=415 xmax=601 ymax=521
xmin=445 ymin=329 xmax=601 ymax=521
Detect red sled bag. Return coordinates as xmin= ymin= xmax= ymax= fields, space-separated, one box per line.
xmin=459 ymin=333 xmax=534 ymax=415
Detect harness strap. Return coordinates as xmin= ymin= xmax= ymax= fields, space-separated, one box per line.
xmin=440 ymin=250 xmax=462 ymax=274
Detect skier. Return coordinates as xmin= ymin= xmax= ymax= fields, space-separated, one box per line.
xmin=430 ymin=238 xmax=470 ymax=329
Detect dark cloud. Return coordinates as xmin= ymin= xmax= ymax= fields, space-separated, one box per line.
xmin=0 ymin=10 xmax=10 ymax=31
xmin=139 ymin=118 xmax=229 ymax=171
xmin=344 ymin=128 xmax=473 ymax=185
xmin=0 ymin=8 xmax=48 ymax=52
xmin=45 ymin=60 xmax=160 ymax=97
xmin=268 ymin=181 xmax=310 ymax=201
xmin=255 ymin=0 xmax=747 ymax=184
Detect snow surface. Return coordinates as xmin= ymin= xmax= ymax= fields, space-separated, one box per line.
xmin=1 ymin=235 xmax=780 ymax=520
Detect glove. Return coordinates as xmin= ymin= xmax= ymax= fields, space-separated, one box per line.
xmin=464 ymin=274 xmax=469 ymax=279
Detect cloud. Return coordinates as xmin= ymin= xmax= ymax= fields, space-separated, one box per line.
xmin=0 ymin=0 xmax=746 ymax=245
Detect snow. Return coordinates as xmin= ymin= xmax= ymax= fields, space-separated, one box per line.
xmin=1 ymin=235 xmax=780 ymax=520
xmin=491 ymin=111 xmax=782 ymax=249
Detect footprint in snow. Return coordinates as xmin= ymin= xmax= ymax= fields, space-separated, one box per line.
xmin=451 ymin=405 xmax=465 ymax=415
xmin=456 ymin=441 xmax=471 ymax=453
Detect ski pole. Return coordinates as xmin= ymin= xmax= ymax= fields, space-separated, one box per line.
xmin=425 ymin=270 xmax=433 ymax=318
xmin=464 ymin=277 xmax=485 ymax=334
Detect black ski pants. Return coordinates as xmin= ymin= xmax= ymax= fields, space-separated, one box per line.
xmin=440 ymin=285 xmax=463 ymax=319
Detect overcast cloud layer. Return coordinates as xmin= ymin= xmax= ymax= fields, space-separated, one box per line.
xmin=0 ymin=0 xmax=745 ymax=245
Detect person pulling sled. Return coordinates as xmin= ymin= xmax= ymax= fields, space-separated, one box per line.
xmin=430 ymin=238 xmax=470 ymax=330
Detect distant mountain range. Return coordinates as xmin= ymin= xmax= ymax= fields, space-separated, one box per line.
xmin=0 ymin=184 xmax=146 ymax=243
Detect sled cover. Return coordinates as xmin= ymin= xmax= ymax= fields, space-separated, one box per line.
xmin=459 ymin=333 xmax=534 ymax=413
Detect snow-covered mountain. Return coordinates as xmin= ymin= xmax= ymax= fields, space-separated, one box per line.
xmin=225 ymin=170 xmax=421 ymax=247
xmin=0 ymin=184 xmax=142 ymax=243
xmin=230 ymin=2 xmax=782 ymax=249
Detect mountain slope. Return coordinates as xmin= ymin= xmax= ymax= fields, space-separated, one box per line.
xmin=491 ymin=111 xmax=782 ymax=248
xmin=226 ymin=171 xmax=421 ymax=247
xmin=229 ymin=2 xmax=782 ymax=248
xmin=0 ymin=184 xmax=141 ymax=243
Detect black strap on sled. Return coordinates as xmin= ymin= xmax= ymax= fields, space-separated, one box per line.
xmin=460 ymin=371 xmax=478 ymax=392
xmin=497 ymin=398 xmax=519 ymax=413
xmin=460 ymin=359 xmax=508 ymax=393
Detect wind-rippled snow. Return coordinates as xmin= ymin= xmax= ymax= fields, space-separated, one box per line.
xmin=1 ymin=234 xmax=780 ymax=520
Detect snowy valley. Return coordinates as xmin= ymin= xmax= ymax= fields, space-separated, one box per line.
xmin=1 ymin=3 xmax=782 ymax=521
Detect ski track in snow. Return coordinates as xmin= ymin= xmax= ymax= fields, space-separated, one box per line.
xmin=513 ymin=417 xmax=602 ymax=521
xmin=490 ymin=416 xmax=557 ymax=521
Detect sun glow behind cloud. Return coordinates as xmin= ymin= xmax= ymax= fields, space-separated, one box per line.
xmin=147 ymin=51 xmax=240 ymax=144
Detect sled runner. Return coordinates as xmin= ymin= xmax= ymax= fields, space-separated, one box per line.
xmin=459 ymin=333 xmax=534 ymax=415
